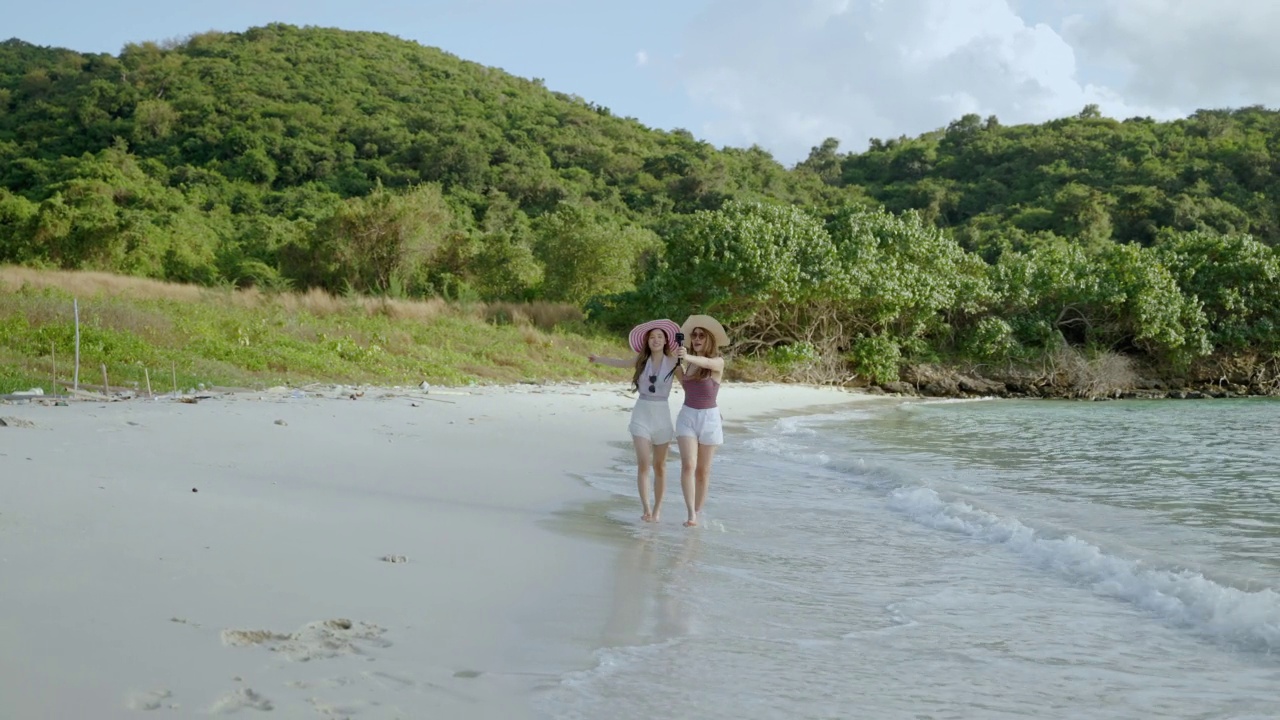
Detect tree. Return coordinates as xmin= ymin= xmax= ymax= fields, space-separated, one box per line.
xmin=991 ymin=240 xmax=1209 ymax=365
xmin=1156 ymin=229 xmax=1280 ymax=353
xmin=825 ymin=205 xmax=993 ymax=347
xmin=797 ymin=137 xmax=841 ymax=185
xmin=293 ymin=182 xmax=458 ymax=295
xmin=532 ymin=203 xmax=659 ymax=306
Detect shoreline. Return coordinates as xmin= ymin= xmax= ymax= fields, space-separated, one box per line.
xmin=0 ymin=380 xmax=887 ymax=719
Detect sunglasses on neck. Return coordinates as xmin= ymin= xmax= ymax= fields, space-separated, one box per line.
xmin=648 ymin=374 xmax=657 ymax=393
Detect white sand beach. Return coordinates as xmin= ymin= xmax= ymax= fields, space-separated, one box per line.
xmin=0 ymin=380 xmax=883 ymax=719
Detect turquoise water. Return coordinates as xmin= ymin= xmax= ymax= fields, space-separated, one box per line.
xmin=539 ymin=397 xmax=1280 ymax=719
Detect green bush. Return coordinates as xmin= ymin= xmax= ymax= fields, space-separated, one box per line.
xmin=963 ymin=316 xmax=1017 ymax=360
xmin=766 ymin=341 xmax=821 ymax=372
xmin=849 ymin=334 xmax=901 ymax=384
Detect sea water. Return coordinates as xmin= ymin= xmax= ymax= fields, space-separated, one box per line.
xmin=537 ymin=397 xmax=1280 ymax=719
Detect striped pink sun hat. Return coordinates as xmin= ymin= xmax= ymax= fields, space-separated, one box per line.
xmin=628 ymin=319 xmax=681 ymax=354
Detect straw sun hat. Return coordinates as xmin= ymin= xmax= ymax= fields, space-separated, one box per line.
xmin=681 ymin=314 xmax=731 ymax=348
xmin=628 ymin=318 xmax=682 ymax=354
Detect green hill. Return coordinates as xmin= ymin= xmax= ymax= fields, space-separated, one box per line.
xmin=0 ymin=23 xmax=846 ymax=300
xmin=813 ymin=105 xmax=1280 ymax=256
xmin=4 ymin=23 xmax=1280 ymax=291
xmin=4 ymin=23 xmax=1280 ymax=396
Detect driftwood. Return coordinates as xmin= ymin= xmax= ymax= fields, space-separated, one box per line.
xmin=409 ymin=395 xmax=456 ymax=405
xmin=67 ymin=388 xmax=114 ymax=402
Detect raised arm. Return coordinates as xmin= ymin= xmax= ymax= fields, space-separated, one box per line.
xmin=676 ymin=347 xmax=724 ymax=373
xmin=588 ymin=353 xmax=638 ymax=369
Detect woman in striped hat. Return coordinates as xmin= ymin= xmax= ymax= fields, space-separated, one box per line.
xmin=588 ymin=318 xmax=682 ymax=522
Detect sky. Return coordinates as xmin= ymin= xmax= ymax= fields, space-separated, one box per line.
xmin=7 ymin=0 xmax=1280 ymax=165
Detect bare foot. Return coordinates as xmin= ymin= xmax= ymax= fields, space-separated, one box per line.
xmin=652 ymin=509 xmax=662 ymax=522
xmin=641 ymin=510 xmax=653 ymax=522
xmin=684 ymin=516 xmax=698 ymax=527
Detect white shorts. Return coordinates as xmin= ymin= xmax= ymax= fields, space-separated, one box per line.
xmin=676 ymin=406 xmax=723 ymax=446
xmin=629 ymin=398 xmax=674 ymax=445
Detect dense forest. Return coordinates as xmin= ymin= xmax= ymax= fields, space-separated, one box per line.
xmin=3 ymin=23 xmax=1280 ymax=392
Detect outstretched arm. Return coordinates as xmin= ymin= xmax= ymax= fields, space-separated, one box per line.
xmin=676 ymin=348 xmax=725 ymax=373
xmin=588 ymin=353 xmax=638 ymax=369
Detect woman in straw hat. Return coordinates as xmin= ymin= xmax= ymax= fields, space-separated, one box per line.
xmin=588 ymin=319 xmax=682 ymax=522
xmin=674 ymin=314 xmax=729 ymax=528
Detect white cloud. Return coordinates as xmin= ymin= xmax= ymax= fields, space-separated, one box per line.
xmin=666 ymin=0 xmax=1205 ymax=164
xmin=1062 ymin=0 xmax=1280 ymax=109
xmin=636 ymin=49 xmax=649 ymax=67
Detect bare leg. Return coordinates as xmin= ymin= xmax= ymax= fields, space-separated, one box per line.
xmin=652 ymin=442 xmax=670 ymax=522
xmin=632 ymin=436 xmax=654 ymax=521
xmin=694 ymin=444 xmax=718 ymax=515
xmin=677 ymin=435 xmax=699 ymax=527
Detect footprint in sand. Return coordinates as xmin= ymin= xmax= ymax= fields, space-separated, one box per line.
xmin=299 ymin=670 xmax=479 ymax=716
xmin=126 ymin=689 xmax=175 ymax=711
xmin=209 ymin=687 xmax=273 ymax=713
xmin=307 ymin=696 xmax=373 ymax=717
xmin=364 ymin=671 xmax=416 ymax=689
xmin=221 ymin=628 xmax=290 ymax=647
xmin=357 ymin=669 xmax=479 ymax=704
xmin=221 ymin=619 xmax=390 ymax=662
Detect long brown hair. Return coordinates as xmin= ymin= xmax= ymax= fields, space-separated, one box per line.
xmin=684 ymin=327 xmax=720 ymax=382
xmin=630 ymin=329 xmax=670 ymax=392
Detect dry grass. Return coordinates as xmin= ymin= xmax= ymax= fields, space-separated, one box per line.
xmin=219 ymin=284 xmax=452 ymax=321
xmin=476 ymin=301 xmax=583 ymax=330
xmin=84 ymin=304 xmax=177 ymax=341
xmin=374 ymin=328 xmax=417 ymax=354
xmin=1 ymin=266 xmax=206 ymax=302
xmin=4 ymin=293 xmax=73 ymax=326
xmin=379 ymin=296 xmax=451 ymax=322
xmin=720 ymin=356 xmax=774 ymax=383
xmin=0 ymin=266 xmax=570 ymax=326
xmin=518 ymin=325 xmax=553 ymax=348
xmin=0 ymin=266 xmax=633 ymax=392
xmin=1046 ymin=345 xmax=1138 ymax=399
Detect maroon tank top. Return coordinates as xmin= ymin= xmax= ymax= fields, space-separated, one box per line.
xmin=682 ymin=376 xmax=720 ymax=409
